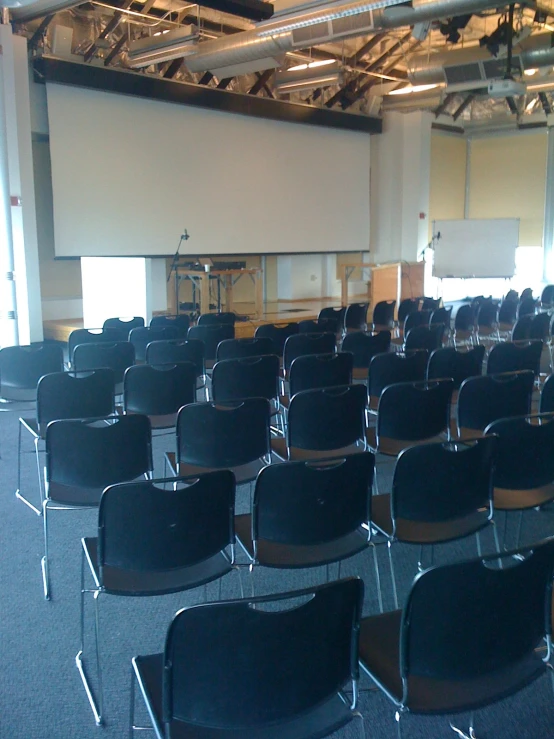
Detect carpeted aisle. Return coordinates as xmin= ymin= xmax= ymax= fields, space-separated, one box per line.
xmin=1 ymin=404 xmax=554 ymax=739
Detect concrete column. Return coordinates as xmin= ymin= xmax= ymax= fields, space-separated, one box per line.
xmin=370 ymin=110 xmax=432 ymax=265
xmin=0 ymin=25 xmax=43 ymax=344
xmin=543 ymin=128 xmax=554 ymax=283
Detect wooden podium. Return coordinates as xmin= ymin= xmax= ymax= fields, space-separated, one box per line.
xmin=369 ymin=262 xmax=425 ymax=312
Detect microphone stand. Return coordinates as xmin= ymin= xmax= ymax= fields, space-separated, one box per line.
xmin=168 ymin=229 xmax=190 ymax=314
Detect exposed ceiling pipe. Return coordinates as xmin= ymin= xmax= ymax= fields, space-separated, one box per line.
xmin=185 ymin=0 xmax=507 ymax=74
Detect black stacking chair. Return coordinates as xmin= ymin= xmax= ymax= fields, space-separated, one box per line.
xmin=130 ymin=578 xmax=365 ymax=739
xmin=391 ymin=310 xmax=431 ymax=348
xmin=149 ymin=313 xmax=190 ymax=337
xmin=366 ymin=379 xmax=453 ymax=458
xmin=485 ymin=413 xmax=554 ymax=548
xmin=476 ymin=301 xmax=499 ymax=344
xmin=42 ymin=414 xmax=153 ymax=599
xmin=430 ymin=306 xmax=452 ymax=328
xmin=453 ymin=304 xmax=476 ymax=346
xmin=287 ymin=352 xmax=353 ymax=399
xmin=283 ymin=332 xmax=336 ymax=377
xmin=235 ymin=452 xmax=380 ymax=605
xmin=123 ymin=363 xmax=196 ymax=430
xmin=102 ymin=316 xmax=144 ymax=334
xmin=497 ymin=298 xmax=518 ymax=336
xmin=187 ymin=324 xmax=235 ymax=370
xmin=167 ymin=398 xmax=271 ymax=485
xmin=254 ymin=322 xmax=299 ymax=356
xmin=454 ymin=370 xmax=534 ymax=440
xmin=541 ymin=284 xmax=554 ymax=306
xmin=404 ymin=324 xmax=445 ymax=353
xmin=345 ymin=302 xmax=370 ymax=333
xmin=427 ymin=345 xmax=485 ymax=397
xmin=421 ymin=296 xmax=441 ymax=312
xmin=486 ymin=340 xmax=543 ymax=378
xmin=518 ymin=296 xmax=537 ymax=318
xmin=197 ymin=312 xmax=236 ymax=326
xmin=371 ymin=436 xmax=497 ymax=607
xmin=511 ymin=313 xmax=534 ymax=341
xmin=368 ymin=301 xmax=393 ymax=332
xmin=530 ymin=311 xmax=551 ymax=343
xmin=77 ymin=470 xmax=237 ymax=726
xmin=368 ymin=350 xmax=428 ymax=412
xmin=68 ymin=328 xmax=126 ymax=364
xmin=73 ymin=341 xmax=136 ymax=395
xmin=216 ymin=337 xmax=273 ymax=361
xmin=129 ymin=326 xmax=179 ymax=362
xmin=0 ymin=343 xmax=64 ymax=402
xmin=318 ymin=306 xmax=346 ymax=334
xmin=540 ymin=374 xmax=554 ymax=413
xmin=271 ymin=384 xmax=367 ymax=462
xmin=341 ymin=331 xmax=391 ymax=381
xmin=298 ymin=318 xmax=337 ymax=334
xmin=211 ymin=355 xmax=280 ymax=405
xmin=145 ymin=339 xmax=206 ymax=399
xmin=396 ymin=298 xmax=419 ymax=328
xmin=358 ymin=537 xmax=554 ymax=739
xmin=521 ymin=287 xmax=534 ymax=301
xmin=17 ymin=368 xmax=115 ymax=516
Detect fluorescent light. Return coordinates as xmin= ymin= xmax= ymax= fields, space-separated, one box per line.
xmin=288 ymin=59 xmax=335 ymax=72
xmin=524 ymin=68 xmax=538 ymax=76
xmin=275 ymin=59 xmax=343 ymax=93
xmin=526 ymin=98 xmax=538 ymax=112
xmin=128 ymin=25 xmax=198 ymax=68
xmin=388 ymin=83 xmax=439 ymax=95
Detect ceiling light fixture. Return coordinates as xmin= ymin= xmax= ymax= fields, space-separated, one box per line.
xmin=288 ymin=59 xmax=336 ymax=72
xmin=524 ymin=68 xmax=538 ymax=76
xmin=127 ymin=25 xmax=199 ymax=68
xmin=388 ymin=83 xmax=439 ymax=95
xmin=274 ymin=60 xmax=343 ymax=94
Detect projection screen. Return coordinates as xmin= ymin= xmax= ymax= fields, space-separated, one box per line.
xmin=46 ymin=83 xmax=370 ymax=257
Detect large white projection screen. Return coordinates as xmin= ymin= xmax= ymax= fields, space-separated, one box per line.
xmin=46 ymin=83 xmax=370 ymax=257
xmin=432 ymin=218 xmax=519 ymax=279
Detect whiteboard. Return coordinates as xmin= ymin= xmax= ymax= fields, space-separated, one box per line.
xmin=432 ymin=219 xmax=519 ymax=279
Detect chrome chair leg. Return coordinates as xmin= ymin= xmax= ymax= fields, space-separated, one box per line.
xmin=371 ymin=543 xmax=384 ymax=613
xmin=41 ymin=499 xmax=51 ymax=600
xmin=515 ymin=509 xmax=524 ymax=549
xmin=475 ymin=530 xmax=482 ymax=557
xmin=15 ymin=423 xmax=42 ymax=516
xmin=76 ymin=547 xmax=103 ymax=725
xmin=354 ymin=709 xmax=366 ymax=739
xmin=450 ymin=712 xmax=478 ymax=739
xmin=395 ymin=710 xmax=404 ymax=739
xmin=387 ymin=540 xmax=399 ymax=610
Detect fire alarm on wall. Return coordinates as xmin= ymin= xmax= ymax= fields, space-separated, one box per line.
xmin=419 ymin=212 xmax=426 ymax=219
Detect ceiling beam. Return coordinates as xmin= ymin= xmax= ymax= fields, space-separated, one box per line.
xmin=249 ymin=69 xmax=274 ymax=96
xmin=29 ymin=14 xmax=54 ymax=49
xmin=434 ymin=91 xmax=457 ymax=117
xmin=217 ymin=77 xmax=234 ymax=89
xmin=84 ymin=0 xmax=133 ymax=63
xmin=539 ymin=91 xmax=552 ymax=115
xmin=103 ymin=32 xmax=127 ymax=66
xmin=506 ymin=95 xmax=519 ymax=115
xmin=347 ymin=33 xmax=387 ymax=67
xmin=163 ymin=58 xmax=183 ymax=79
xmin=452 ymin=93 xmax=474 ymax=120
xmin=198 ymin=71 xmax=214 ymax=85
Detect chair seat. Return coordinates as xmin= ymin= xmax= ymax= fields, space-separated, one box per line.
xmin=165 ymin=452 xmax=265 ymax=485
xmin=234 ymin=514 xmax=369 ymax=567
xmin=46 ymin=480 xmax=104 ymax=507
xmin=133 ymin=653 xmax=355 ymax=739
xmin=359 ymin=610 xmax=546 ymax=714
xmin=279 ymin=395 xmax=290 ymax=409
xmin=493 ymin=483 xmax=554 ymax=511
xmin=365 ymin=428 xmax=445 ymax=457
xmin=83 ymin=538 xmax=233 ymax=597
xmin=270 ymin=437 xmax=361 ymax=462
xmin=371 ymin=495 xmax=491 ymax=545
xmin=352 ymin=367 xmax=368 ymax=381
xmin=147 ymin=412 xmax=178 ymax=430
xmin=449 ymin=421 xmax=484 ymax=440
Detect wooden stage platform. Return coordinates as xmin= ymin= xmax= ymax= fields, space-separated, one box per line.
xmin=43 ymin=298 xmax=351 ymax=344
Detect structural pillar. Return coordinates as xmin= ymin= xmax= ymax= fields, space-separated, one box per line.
xmin=0 ymin=23 xmax=43 ymax=344
xmin=370 ymin=110 xmax=432 ymax=265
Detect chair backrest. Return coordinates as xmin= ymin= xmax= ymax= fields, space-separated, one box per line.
xmin=162 ymin=578 xmax=364 ymax=728
xmin=287 ymin=384 xmax=367 ymax=452
xmin=318 ymin=306 xmax=346 ymax=328
xmin=124 ymin=363 xmax=196 ymax=416
xmin=541 ymin=284 xmax=554 ymax=305
xmin=254 ymin=323 xmax=299 ymax=355
xmin=289 ymin=352 xmax=353 ymax=397
xmin=98 ymin=470 xmax=235 ymax=579
xmin=187 ymin=324 xmax=235 ymax=360
xmin=197 ymin=312 xmax=236 ymax=326
xmin=427 ymin=345 xmax=485 ymax=388
xmin=392 ymin=436 xmax=495 ymax=524
xmin=368 ymin=350 xmax=428 ymax=400
xmin=72 ymin=341 xmax=136 ymax=385
xmin=486 ymin=340 xmax=543 ymax=377
xmin=498 ymin=299 xmax=518 ymax=325
xmin=129 ymin=326 xmax=179 ymax=362
xmin=430 ymin=306 xmax=452 ymax=328
xmin=403 ymin=310 xmax=431 ymax=335
xmin=540 ymin=374 xmax=554 ymax=413
xmin=102 ymin=316 xmax=144 ymax=333
xmin=511 ymin=314 xmax=534 ymax=341
xmin=397 ymin=299 xmax=419 ymax=325
xmin=476 ymin=301 xmax=498 ymax=327
xmin=399 ymin=538 xmax=554 ymax=701
xmin=216 ymin=337 xmax=274 ymax=361
xmin=520 ymin=287 xmax=534 ymax=301
xmin=370 ymin=301 xmax=394 ymax=329
xmin=530 ymin=311 xmax=551 ymax=341
xmin=46 ymin=414 xmax=152 ymax=494
xmin=485 ymin=413 xmax=554 ymax=490
xmin=0 ymin=343 xmax=64 ymax=398
xmin=404 ymin=324 xmax=445 ymax=353
xmin=518 ymin=297 xmax=537 ymax=318
xmin=454 ymin=304 xmax=475 ymax=332
xmin=253 ymin=452 xmax=374 ymax=546
xmin=345 ymin=302 xmax=370 ymax=331
xmin=145 ymin=339 xmax=204 ymax=378
xmin=283 ymin=332 xmax=336 ymax=373
xmin=36 ymin=369 xmax=115 ymax=434
xmin=149 ymin=314 xmax=190 ymax=337
xmin=341 ymin=331 xmax=391 ymax=370
xmin=457 ymin=370 xmax=534 ymax=432
xmin=176 ymin=398 xmax=271 ymax=468
xmin=68 ymin=328 xmax=126 ymax=360
xmin=211 ymin=355 xmax=280 ymax=403
xmin=377 ymin=379 xmax=453 ymax=442
xmin=298 ymin=318 xmax=337 ymax=334
xmin=421 ymin=297 xmax=440 ymax=312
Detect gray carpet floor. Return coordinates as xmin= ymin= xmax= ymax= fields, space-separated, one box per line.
xmin=2 ymin=401 xmax=554 ymax=739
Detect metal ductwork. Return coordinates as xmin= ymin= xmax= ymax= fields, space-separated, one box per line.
xmin=8 ymin=0 xmax=84 ymax=21
xmin=185 ymin=0 xmax=515 ymax=75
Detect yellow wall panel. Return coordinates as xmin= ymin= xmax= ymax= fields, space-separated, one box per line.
xmin=429 ymin=133 xmax=467 ymax=237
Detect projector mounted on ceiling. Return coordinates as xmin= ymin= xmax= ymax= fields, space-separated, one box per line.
xmin=487 ymin=79 xmax=527 ymax=97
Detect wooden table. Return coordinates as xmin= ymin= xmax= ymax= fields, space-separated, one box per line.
xmin=175 ymin=267 xmax=263 ymax=318
xmin=339 ymin=263 xmax=372 ymax=306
